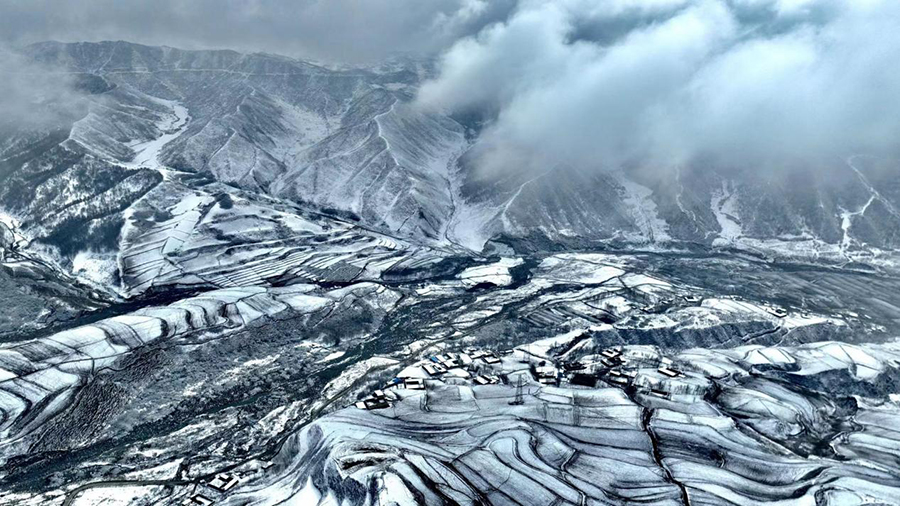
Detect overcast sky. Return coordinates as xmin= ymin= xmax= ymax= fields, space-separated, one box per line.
xmin=2 ymin=0 xmax=900 ymax=175
xmin=0 ymin=0 xmax=516 ymax=63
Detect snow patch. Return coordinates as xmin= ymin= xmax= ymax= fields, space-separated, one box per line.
xmin=711 ymin=181 xmax=742 ymax=245
xmin=458 ymin=257 xmax=523 ymax=288
xmin=616 ymin=173 xmax=671 ymax=243
xmin=72 ymin=249 xmax=119 ymax=287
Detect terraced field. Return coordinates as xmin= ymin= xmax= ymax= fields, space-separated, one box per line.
xmin=3 ymin=246 xmax=898 ymax=506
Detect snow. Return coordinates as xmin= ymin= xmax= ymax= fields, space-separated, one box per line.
xmin=72 ymin=249 xmax=119 ymax=287
xmin=458 ymin=257 xmax=523 ymax=287
xmin=711 ymin=181 xmax=742 ymax=245
xmin=71 ymin=485 xmax=160 ymax=506
xmin=839 ymin=194 xmax=877 ymax=254
xmin=702 ymin=298 xmax=769 ymax=317
xmin=123 ymin=101 xmax=190 ymax=172
xmin=295 ymin=477 xmax=323 ymax=505
xmin=0 ymin=367 xmax=16 ymax=382
xmin=538 ymin=254 xmax=626 ymax=284
xmin=319 ymin=351 xmax=346 ymax=363
xmin=123 ymin=459 xmax=182 ymax=480
xmin=321 ymin=357 xmax=399 ymax=399
xmin=222 ymin=355 xmax=281 ymax=380
xmin=447 ymin=201 xmax=502 ymax=252
xmin=0 ymin=210 xmax=27 ymax=249
xmin=379 ymin=473 xmax=419 ymax=506
xmin=596 ymin=295 xmax=634 ymax=315
xmin=183 ymin=380 xmax=206 ymax=397
xmin=519 ymin=327 xmax=604 ymax=359
xmin=616 ymin=173 xmax=672 ymax=243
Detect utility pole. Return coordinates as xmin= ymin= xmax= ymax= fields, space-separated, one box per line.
xmin=509 ymin=375 xmax=524 ymax=405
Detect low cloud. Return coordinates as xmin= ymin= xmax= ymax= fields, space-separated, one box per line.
xmin=418 ymin=0 xmax=900 ymax=177
xmin=3 ymin=0 xmax=899 ymax=177
xmin=0 ymin=47 xmax=88 ymax=133
xmin=0 ymin=0 xmax=516 ymax=63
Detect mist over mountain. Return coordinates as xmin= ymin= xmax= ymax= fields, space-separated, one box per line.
xmin=2 ymin=3 xmax=900 ymax=506
xmin=418 ymin=0 xmax=900 ymax=176
xmin=1 ymin=37 xmax=899 ymax=266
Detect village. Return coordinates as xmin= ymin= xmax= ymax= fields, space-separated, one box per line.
xmin=181 ymin=473 xmax=240 ymax=505
xmin=353 ymin=337 xmax=709 ymax=414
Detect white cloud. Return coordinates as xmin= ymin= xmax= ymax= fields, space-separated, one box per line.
xmin=418 ymin=0 xmax=900 ymax=176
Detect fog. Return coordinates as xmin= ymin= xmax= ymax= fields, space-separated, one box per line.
xmin=0 ymin=48 xmax=88 ymax=132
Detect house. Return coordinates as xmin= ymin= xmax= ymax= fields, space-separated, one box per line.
xmin=683 ymin=295 xmax=702 ymax=303
xmin=363 ymin=398 xmax=390 ymax=410
xmin=404 ymin=378 xmax=425 ymax=390
xmin=650 ymin=388 xmax=670 ymax=399
xmin=423 ymin=364 xmax=445 ymax=376
xmin=535 ymin=365 xmax=559 ymax=384
xmin=482 ymin=354 xmax=501 ymax=364
xmin=608 ymin=373 xmax=629 ymax=385
xmin=766 ymin=306 xmax=788 ymax=318
xmin=474 ymin=375 xmax=500 ymax=385
xmin=439 ymin=356 xmax=460 ymax=368
xmin=459 ymin=353 xmax=474 ymax=366
xmin=209 ymin=473 xmax=239 ymax=492
xmin=601 ymin=349 xmax=621 ymax=359
xmin=607 ymin=369 xmax=634 ymax=384
xmin=562 ymin=360 xmax=585 ymax=371
xmin=356 ymin=392 xmax=391 ymax=410
xmin=658 ymin=367 xmax=681 ymax=378
xmin=183 ymin=495 xmax=214 ymax=506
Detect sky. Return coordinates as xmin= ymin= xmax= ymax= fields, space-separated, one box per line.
xmin=2 ymin=0 xmax=900 ymax=176
xmin=0 ymin=0 xmax=516 ymax=63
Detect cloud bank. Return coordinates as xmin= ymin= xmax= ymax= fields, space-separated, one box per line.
xmin=3 ymin=0 xmax=899 ymax=177
xmin=0 ymin=48 xmax=88 ymax=133
xmin=417 ymin=0 xmax=900 ymax=176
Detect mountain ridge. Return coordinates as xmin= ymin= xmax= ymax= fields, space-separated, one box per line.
xmin=3 ymin=40 xmax=900 ymax=286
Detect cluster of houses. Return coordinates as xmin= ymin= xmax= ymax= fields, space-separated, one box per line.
xmin=352 ymin=341 xmax=700 ymax=413
xmin=355 ymin=389 xmax=392 ymax=410
xmin=534 ymin=363 xmax=560 ymax=385
xmin=561 ymin=347 xmax=691 ymax=399
xmin=181 ymin=473 xmax=240 ymax=505
xmin=355 ymin=349 xmax=507 ymax=410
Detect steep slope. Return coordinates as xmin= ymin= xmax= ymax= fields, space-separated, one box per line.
xmin=22 ymin=41 xmax=466 ymax=245
xmin=451 ymin=155 xmax=900 ymax=266
xmin=5 ymin=39 xmax=900 ymax=290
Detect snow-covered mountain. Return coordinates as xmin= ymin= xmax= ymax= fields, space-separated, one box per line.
xmin=2 ymin=40 xmax=900 ymax=283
